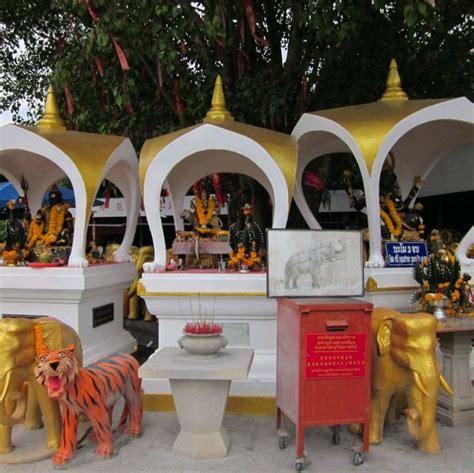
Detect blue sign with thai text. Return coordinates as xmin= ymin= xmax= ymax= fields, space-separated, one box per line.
xmin=385 ymin=242 xmax=428 ymax=267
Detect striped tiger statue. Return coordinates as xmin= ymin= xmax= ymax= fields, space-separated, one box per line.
xmin=35 ymin=345 xmax=142 ymax=466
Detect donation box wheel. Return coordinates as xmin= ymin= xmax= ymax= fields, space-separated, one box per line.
xmin=332 ymin=431 xmax=340 ymax=445
xmin=353 ymin=452 xmax=364 ymax=466
xmin=295 ymin=460 xmax=304 ymax=472
xmin=279 ymin=437 xmax=286 ymax=450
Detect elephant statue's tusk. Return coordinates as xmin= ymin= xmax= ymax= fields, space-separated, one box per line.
xmin=4 ymin=391 xmax=27 ymax=424
xmin=0 ymin=371 xmax=27 ymax=426
xmin=439 ymin=374 xmax=454 ymax=396
xmin=0 ymin=370 xmax=12 ymax=402
xmin=413 ymin=371 xmax=430 ymax=397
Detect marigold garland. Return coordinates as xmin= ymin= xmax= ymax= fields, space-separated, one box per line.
xmin=380 ymin=196 xmax=402 ymax=238
xmin=194 ymin=196 xmax=217 ymax=227
xmin=228 ymin=246 xmax=262 ymax=268
xmin=27 ymin=219 xmax=44 ymax=248
xmin=33 ymin=323 xmax=48 ymax=356
xmin=41 ymin=203 xmax=69 ymax=244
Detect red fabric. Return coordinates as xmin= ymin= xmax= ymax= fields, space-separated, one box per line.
xmin=192 ymin=180 xmax=203 ymax=197
xmin=111 ymin=36 xmax=130 ymax=71
xmin=300 ymin=75 xmax=309 ymax=113
xmin=243 ymin=0 xmax=270 ymax=48
xmin=216 ymin=37 xmax=224 ymax=57
xmin=126 ymin=101 xmax=134 ymax=115
xmin=212 ymin=173 xmax=226 ymax=206
xmin=64 ymin=86 xmax=74 ymax=115
xmin=80 ymin=0 xmax=99 ymax=21
xmin=94 ymin=57 xmax=105 ymax=76
xmin=303 ymin=171 xmax=326 ymax=191
xmin=174 ymin=79 xmax=183 ymax=115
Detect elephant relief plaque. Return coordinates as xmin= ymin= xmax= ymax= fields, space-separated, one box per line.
xmin=267 ymin=229 xmax=364 ymax=298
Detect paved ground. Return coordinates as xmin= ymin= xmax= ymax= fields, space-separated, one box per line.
xmin=1 ymin=412 xmax=473 ymax=473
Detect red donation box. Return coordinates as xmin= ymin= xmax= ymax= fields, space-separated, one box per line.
xmin=276 ymin=298 xmax=373 ymax=470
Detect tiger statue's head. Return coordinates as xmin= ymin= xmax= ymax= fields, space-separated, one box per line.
xmin=35 ymin=344 xmax=78 ymax=400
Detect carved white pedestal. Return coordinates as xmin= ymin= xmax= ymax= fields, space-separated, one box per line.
xmin=0 ymin=263 xmax=136 ymax=365
xmin=170 ymin=379 xmax=231 ymax=458
xmin=139 ymin=347 xmax=254 ymax=459
xmin=437 ymin=331 xmax=474 ymax=426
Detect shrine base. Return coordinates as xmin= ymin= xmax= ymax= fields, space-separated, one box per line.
xmin=139 ymin=268 xmax=474 ymax=401
xmin=0 ymin=263 xmax=136 ymax=365
xmin=139 ymin=271 xmax=276 ymax=397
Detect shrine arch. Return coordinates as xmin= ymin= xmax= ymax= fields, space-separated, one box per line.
xmin=142 ymin=124 xmax=290 ymax=271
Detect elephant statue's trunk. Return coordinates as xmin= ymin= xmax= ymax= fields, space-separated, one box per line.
xmin=405 ymin=405 xmax=436 ymax=448
xmin=405 ymin=371 xmax=453 ymax=453
xmin=0 ymin=370 xmax=27 ymax=427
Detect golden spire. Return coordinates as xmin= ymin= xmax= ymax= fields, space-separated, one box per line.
xmin=380 ymin=59 xmax=409 ymax=102
xmin=203 ymin=75 xmax=234 ymax=122
xmin=37 ymin=85 xmax=67 ymax=129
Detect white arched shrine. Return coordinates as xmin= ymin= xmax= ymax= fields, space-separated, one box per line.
xmin=0 ymin=86 xmax=140 ymax=267
xmin=0 ymin=85 xmax=139 ymax=364
xmin=138 ymin=75 xmax=297 ymax=399
xmin=140 ymin=75 xmax=297 ymax=272
xmin=292 ymin=60 xmax=474 ymax=269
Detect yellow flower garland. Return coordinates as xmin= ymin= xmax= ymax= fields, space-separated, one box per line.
xmin=380 ymin=196 xmax=402 ymax=238
xmin=27 ymin=219 xmax=44 ymax=248
xmin=194 ymin=196 xmax=217 ymax=227
xmin=33 ymin=323 xmax=48 ymax=356
xmin=41 ymin=203 xmax=70 ymax=244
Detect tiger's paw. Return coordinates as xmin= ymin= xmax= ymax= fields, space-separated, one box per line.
xmin=53 ymin=450 xmax=74 ymax=466
xmin=95 ymin=443 xmax=115 ymax=458
xmin=124 ymin=425 xmax=142 ymax=437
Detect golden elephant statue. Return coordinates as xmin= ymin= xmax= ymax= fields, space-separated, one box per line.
xmin=0 ymin=317 xmax=82 ymax=457
xmin=103 ymin=243 xmax=131 ymax=262
xmin=370 ymin=308 xmax=453 ymax=454
xmin=127 ymin=246 xmax=154 ymax=320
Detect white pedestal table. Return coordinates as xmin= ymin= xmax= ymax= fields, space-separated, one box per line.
xmin=436 ymin=316 xmax=474 ymax=426
xmin=140 ymin=347 xmax=254 ymax=459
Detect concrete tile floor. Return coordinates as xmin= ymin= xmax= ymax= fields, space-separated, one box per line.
xmin=1 ymin=412 xmax=473 ymax=473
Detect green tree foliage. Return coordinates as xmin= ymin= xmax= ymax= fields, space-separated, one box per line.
xmin=1 ymin=1 xmax=472 ymax=149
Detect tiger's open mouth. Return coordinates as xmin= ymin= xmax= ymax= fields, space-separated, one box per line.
xmin=46 ymin=375 xmax=65 ymax=399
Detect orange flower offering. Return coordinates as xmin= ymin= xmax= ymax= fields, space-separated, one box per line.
xmin=194 ymin=195 xmax=217 ymax=227
xmin=412 ymin=250 xmax=471 ymax=314
xmin=2 ymin=250 xmax=17 ymax=265
xmin=380 ymin=195 xmax=402 ymax=239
